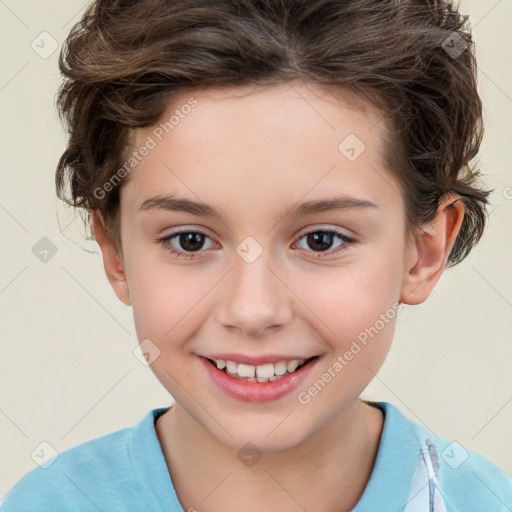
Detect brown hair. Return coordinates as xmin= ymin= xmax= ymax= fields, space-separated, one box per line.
xmin=55 ymin=0 xmax=491 ymax=266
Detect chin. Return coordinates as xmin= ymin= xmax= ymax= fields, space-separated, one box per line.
xmin=205 ymin=413 xmax=313 ymax=454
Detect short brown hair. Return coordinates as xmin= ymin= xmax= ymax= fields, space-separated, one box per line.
xmin=55 ymin=0 xmax=491 ymax=266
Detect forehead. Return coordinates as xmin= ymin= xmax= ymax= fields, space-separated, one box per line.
xmin=143 ymin=81 xmax=384 ymax=143
xmin=122 ymin=81 xmax=397 ymax=219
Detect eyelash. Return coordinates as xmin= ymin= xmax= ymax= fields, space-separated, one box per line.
xmin=157 ymin=228 xmax=356 ymax=260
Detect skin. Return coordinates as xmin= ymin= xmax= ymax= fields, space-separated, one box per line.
xmin=91 ymin=80 xmax=464 ymax=511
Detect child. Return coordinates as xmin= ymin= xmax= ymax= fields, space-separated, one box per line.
xmin=2 ymin=0 xmax=511 ymax=510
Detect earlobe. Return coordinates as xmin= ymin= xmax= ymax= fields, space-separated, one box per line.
xmin=400 ymin=194 xmax=465 ymax=305
xmin=90 ymin=211 xmax=131 ymax=306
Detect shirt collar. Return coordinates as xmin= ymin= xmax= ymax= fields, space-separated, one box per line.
xmin=351 ymin=400 xmax=419 ymax=511
xmin=129 ymin=401 xmax=418 ymax=511
xmin=128 ymin=406 xmax=182 ymax=510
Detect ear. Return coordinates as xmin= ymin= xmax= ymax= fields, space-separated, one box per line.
xmin=90 ymin=211 xmax=131 ymax=306
xmin=400 ymin=193 xmax=465 ymax=305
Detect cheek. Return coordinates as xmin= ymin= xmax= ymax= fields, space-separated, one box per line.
xmin=295 ymin=267 xmax=400 ymax=414
xmin=127 ymin=256 xmax=210 ymax=345
xmin=126 ymin=223 xmax=405 ymax=353
xmin=296 ymin=255 xmax=402 ymax=337
xmin=292 ymin=248 xmax=403 ymax=390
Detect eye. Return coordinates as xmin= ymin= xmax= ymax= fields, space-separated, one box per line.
xmin=293 ymin=228 xmax=355 ymax=258
xmin=157 ymin=227 xmax=355 ymax=260
xmin=157 ymin=230 xmax=216 ymax=260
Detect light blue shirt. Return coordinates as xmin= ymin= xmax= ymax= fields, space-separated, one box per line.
xmin=2 ymin=401 xmax=511 ymax=511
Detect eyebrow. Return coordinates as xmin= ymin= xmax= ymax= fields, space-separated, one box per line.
xmin=138 ymin=194 xmax=378 ymax=222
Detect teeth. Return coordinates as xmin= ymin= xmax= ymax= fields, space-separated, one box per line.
xmin=226 ymin=360 xmax=238 ymax=374
xmin=286 ymin=360 xmax=299 ymax=372
xmin=212 ymin=358 xmax=308 ymax=380
xmin=256 ymin=363 xmax=274 ymax=378
xmin=274 ymin=361 xmax=287 ymax=376
xmin=237 ymin=363 xmax=255 ymax=378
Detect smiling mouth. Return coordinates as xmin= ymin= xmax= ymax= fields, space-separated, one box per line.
xmin=204 ymin=356 xmax=319 ymax=383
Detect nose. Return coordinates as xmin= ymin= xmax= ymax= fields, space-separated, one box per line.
xmin=215 ymin=253 xmax=293 ymax=338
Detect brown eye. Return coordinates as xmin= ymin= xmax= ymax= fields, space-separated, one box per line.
xmin=157 ymin=230 xmax=215 ymax=259
xmin=176 ymin=232 xmax=206 ymax=252
xmin=294 ymin=229 xmax=355 ymax=258
xmin=157 ymin=227 xmax=355 ymax=261
xmin=305 ymin=231 xmax=336 ymax=251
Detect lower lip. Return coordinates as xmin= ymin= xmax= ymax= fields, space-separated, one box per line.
xmin=199 ymin=356 xmax=318 ymax=403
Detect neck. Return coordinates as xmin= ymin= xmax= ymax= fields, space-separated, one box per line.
xmin=155 ymin=399 xmax=383 ymax=512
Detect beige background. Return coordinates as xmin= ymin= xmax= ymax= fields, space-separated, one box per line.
xmin=1 ymin=0 xmax=511 ymax=499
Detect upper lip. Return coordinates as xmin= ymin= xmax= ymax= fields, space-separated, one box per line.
xmin=199 ymin=353 xmax=318 ymax=366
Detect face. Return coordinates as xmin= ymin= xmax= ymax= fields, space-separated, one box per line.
xmin=104 ymin=82 xmax=417 ymax=451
